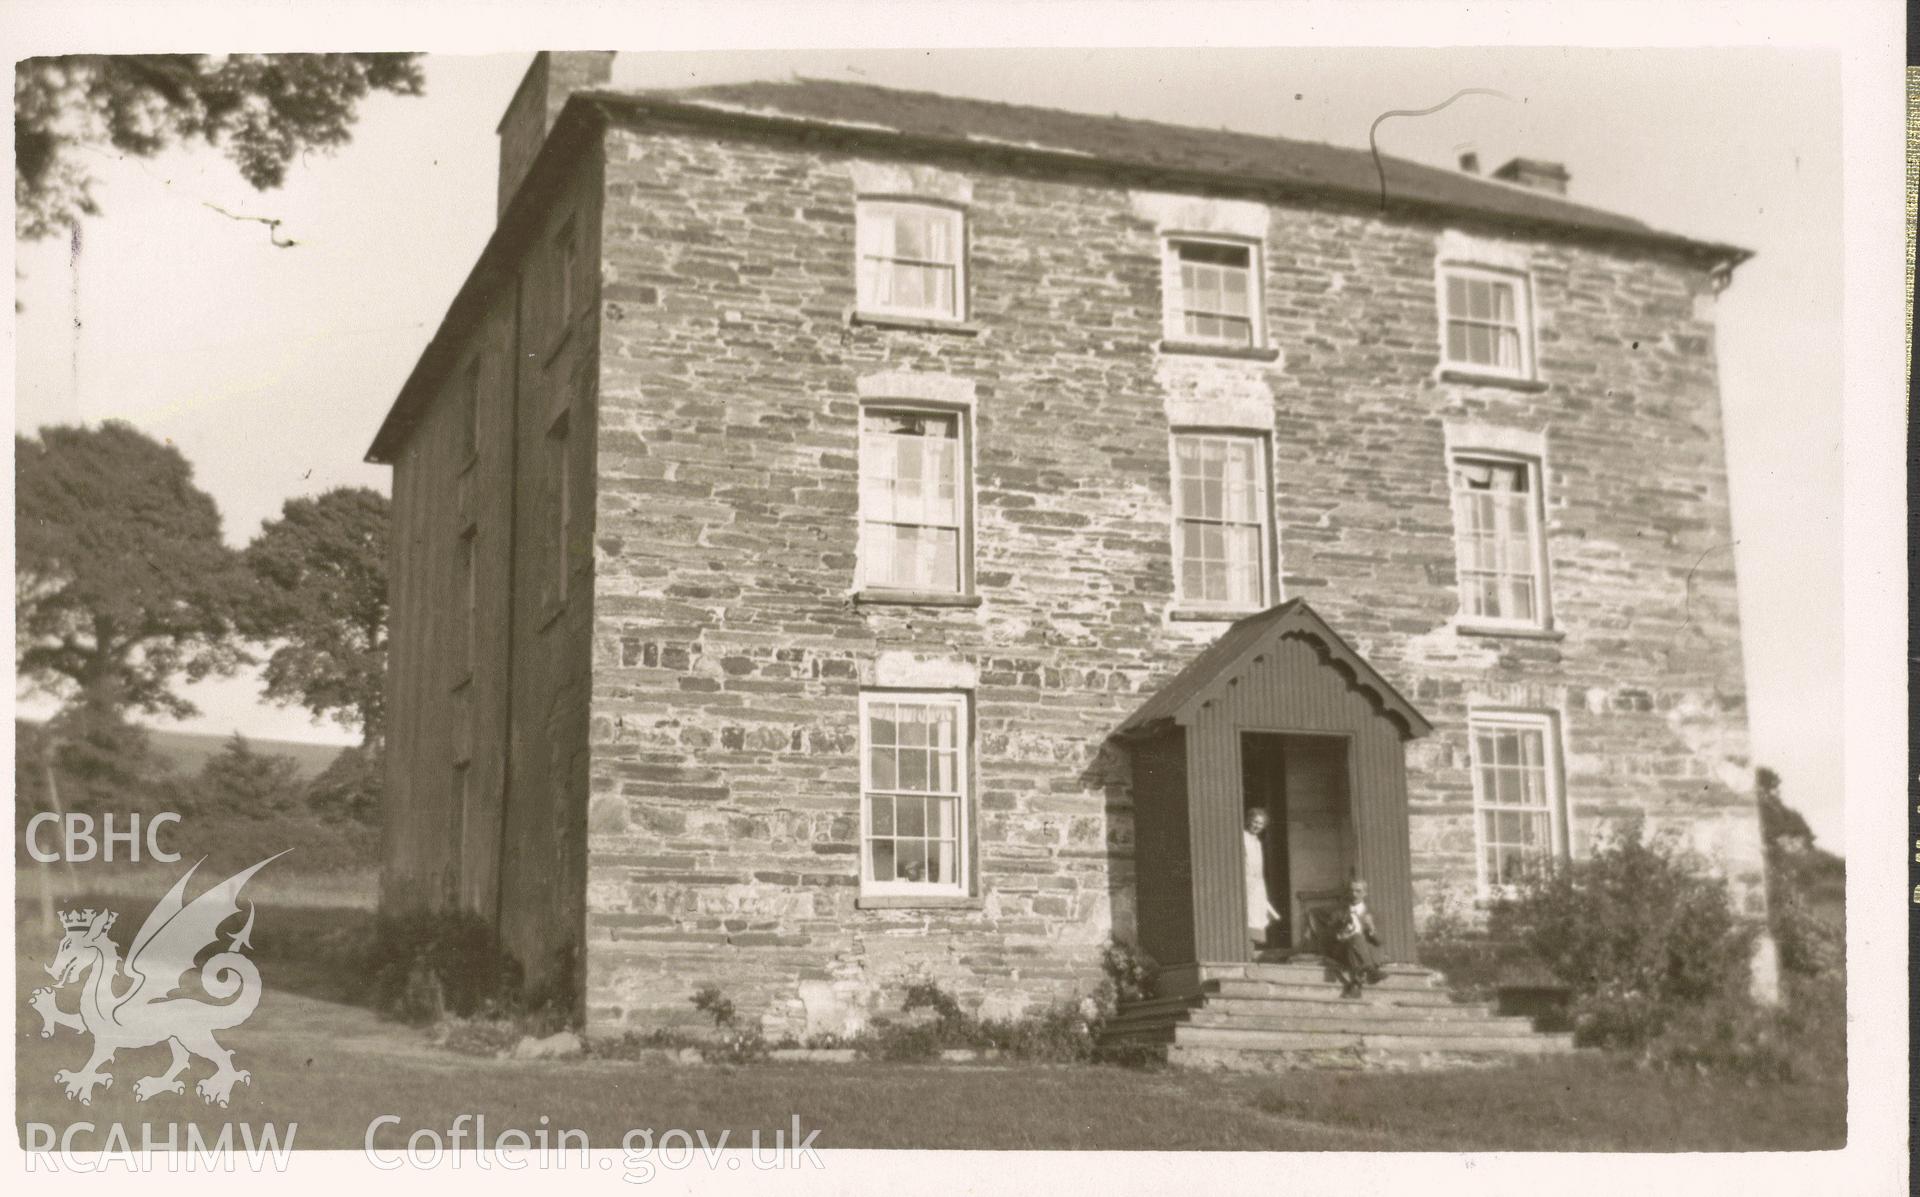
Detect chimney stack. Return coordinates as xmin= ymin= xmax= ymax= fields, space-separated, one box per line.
xmin=1456 ymin=148 xmax=1481 ymax=175
xmin=1491 ymin=157 xmax=1570 ymax=196
xmin=497 ymin=51 xmax=616 ymax=218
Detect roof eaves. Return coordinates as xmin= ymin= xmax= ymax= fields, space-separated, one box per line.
xmin=584 ymin=88 xmax=1751 ymax=268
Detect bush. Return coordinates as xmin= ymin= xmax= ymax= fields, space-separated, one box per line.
xmin=1420 ymin=885 xmax=1477 ymax=943
xmin=1769 ymin=873 xmax=1843 ymax=980
xmin=854 ymin=981 xmax=1101 ymax=1064
xmin=1490 ymin=821 xmax=1759 ymax=1049
xmin=690 ymin=983 xmax=740 ymax=1030
xmin=305 ymin=744 xmax=383 ymax=826
xmin=1098 ymin=938 xmax=1160 ymax=1010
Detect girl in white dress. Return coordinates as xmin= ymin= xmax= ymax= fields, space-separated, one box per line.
xmin=1244 ymin=808 xmax=1282 ymax=953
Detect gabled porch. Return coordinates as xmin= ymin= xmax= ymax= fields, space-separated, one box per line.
xmin=1115 ymin=599 xmax=1435 ymax=987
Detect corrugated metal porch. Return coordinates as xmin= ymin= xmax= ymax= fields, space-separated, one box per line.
xmin=1117 ymin=600 xmax=1435 ymax=976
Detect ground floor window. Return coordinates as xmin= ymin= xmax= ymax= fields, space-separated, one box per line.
xmin=1467 ymin=710 xmax=1566 ymax=893
xmin=860 ymin=691 xmax=969 ymax=897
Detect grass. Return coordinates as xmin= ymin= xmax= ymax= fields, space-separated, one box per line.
xmin=14 ymin=891 xmax=1845 ymax=1153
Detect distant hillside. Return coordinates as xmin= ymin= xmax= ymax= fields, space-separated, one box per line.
xmin=16 ymin=721 xmax=347 ymax=781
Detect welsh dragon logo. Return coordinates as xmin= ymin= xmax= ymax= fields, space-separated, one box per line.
xmin=30 ymin=853 xmax=285 ymax=1107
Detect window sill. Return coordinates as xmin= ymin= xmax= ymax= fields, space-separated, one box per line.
xmin=1170 ymin=607 xmax=1265 ymax=623
xmin=853 ymin=589 xmax=983 ymax=609
xmin=545 ymin=322 xmax=575 ymax=366
xmin=856 ymin=894 xmax=984 ymax=911
xmin=849 ymin=310 xmax=982 ymax=336
xmin=1159 ymin=340 xmax=1280 ymax=363
xmin=1454 ymin=622 xmax=1565 ymax=642
xmin=450 ymin=673 xmax=474 ymax=695
xmin=541 ymin=601 xmax=567 ymax=631
xmin=1437 ymin=368 xmax=1549 ymax=393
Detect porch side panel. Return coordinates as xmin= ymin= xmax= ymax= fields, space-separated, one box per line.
xmin=1354 ymin=716 xmax=1417 ymax=961
xmin=1185 ymin=712 xmax=1248 ymax=962
xmin=1127 ymin=728 xmax=1195 ymax=967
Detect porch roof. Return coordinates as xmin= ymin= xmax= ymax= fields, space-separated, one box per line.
xmin=1116 ymin=599 xmax=1435 ymax=741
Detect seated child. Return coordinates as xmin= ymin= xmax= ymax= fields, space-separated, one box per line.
xmin=1332 ymin=879 xmax=1386 ymax=997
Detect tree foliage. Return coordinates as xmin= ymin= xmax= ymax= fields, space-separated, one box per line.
xmin=16 ymin=53 xmax=424 ymax=239
xmin=240 ymin=486 xmax=389 ymax=746
xmin=17 ymin=421 xmax=249 ymax=720
xmin=1752 ymin=767 xmax=1845 ymax=979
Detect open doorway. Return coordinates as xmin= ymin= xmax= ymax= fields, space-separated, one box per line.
xmin=1241 ymin=732 xmax=1355 ymax=951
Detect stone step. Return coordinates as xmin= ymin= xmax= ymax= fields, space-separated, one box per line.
xmin=1111 ymin=995 xmax=1207 ymax=1020
xmin=1177 ymin=1011 xmax=1540 ymax=1037
xmin=1208 ymin=979 xmax=1465 ymax=1005
xmin=1208 ymin=961 xmax=1441 ymax=988
xmin=1105 ymin=997 xmax=1494 ymax=1035
xmin=1170 ymin=1025 xmax=1577 ymax=1055
xmin=1166 ymin=1045 xmax=1545 ymax=1073
xmin=1208 ymin=970 xmax=1439 ymax=993
xmin=1103 ymin=1007 xmax=1530 ymax=1039
xmin=1200 ymin=995 xmax=1492 ymax=1020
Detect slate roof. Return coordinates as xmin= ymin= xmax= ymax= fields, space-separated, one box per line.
xmin=1115 ymin=599 xmax=1434 ymax=740
xmin=598 ymin=77 xmax=1750 ymax=265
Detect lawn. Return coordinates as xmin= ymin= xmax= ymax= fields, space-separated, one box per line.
xmin=15 ymin=895 xmax=1846 ymax=1153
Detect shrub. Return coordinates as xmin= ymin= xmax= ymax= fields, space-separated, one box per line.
xmin=1098 ymin=938 xmax=1160 ymax=1011
xmin=305 ymin=744 xmax=383 ymax=826
xmin=856 ymin=981 xmax=1101 ymax=1064
xmin=1490 ymin=821 xmax=1759 ymax=1049
xmin=685 ymin=986 xmax=770 ymax=1063
xmin=690 ymin=984 xmax=738 ymax=1029
xmin=1420 ymin=885 xmax=1477 ymax=943
xmin=1769 ymin=874 xmax=1843 ymax=979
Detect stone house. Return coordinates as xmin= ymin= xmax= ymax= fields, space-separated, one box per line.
xmin=366 ymin=52 xmax=1773 ymax=1037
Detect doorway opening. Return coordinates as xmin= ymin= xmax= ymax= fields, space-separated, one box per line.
xmin=1241 ymin=732 xmax=1355 ymax=951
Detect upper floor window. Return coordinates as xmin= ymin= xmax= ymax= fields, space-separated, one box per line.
xmin=861 ymin=691 xmax=970 ymax=899
xmin=1172 ymin=431 xmax=1271 ymax=612
xmin=856 ymin=201 xmax=965 ymax=321
xmin=1167 ymin=238 xmax=1262 ymax=348
xmin=1468 ymin=710 xmax=1567 ymax=893
xmin=1440 ymin=266 xmax=1533 ymax=377
xmin=860 ymin=407 xmax=968 ymax=596
xmin=1450 ymin=453 xmax=1549 ymax=629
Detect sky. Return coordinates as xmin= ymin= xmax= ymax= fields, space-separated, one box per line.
xmin=12 ymin=47 xmax=1844 ymax=844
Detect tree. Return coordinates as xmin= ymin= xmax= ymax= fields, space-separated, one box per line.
xmin=190 ymin=733 xmax=302 ymax=821
xmin=240 ymin=487 xmax=389 ymax=748
xmin=16 ymin=53 xmax=424 ymax=240
xmin=17 ymin=421 xmax=249 ymax=721
xmin=1755 ymin=767 xmax=1814 ymax=854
